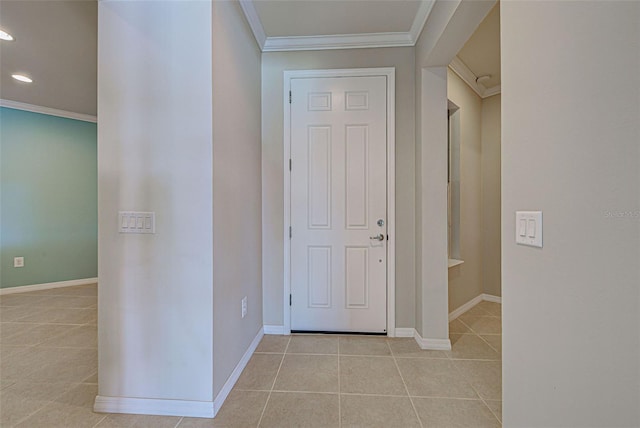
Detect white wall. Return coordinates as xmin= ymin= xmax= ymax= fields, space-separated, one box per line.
xmin=502 ymin=2 xmax=640 ymax=426
xmin=261 ymin=48 xmax=416 ymax=329
xmin=480 ymin=94 xmax=500 ymax=297
xmin=447 ymin=69 xmax=483 ymax=311
xmin=97 ymin=0 xmax=214 ymax=408
xmin=212 ymin=0 xmax=263 ymax=399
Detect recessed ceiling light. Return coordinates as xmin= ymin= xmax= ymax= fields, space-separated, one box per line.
xmin=12 ymin=74 xmax=33 ymax=83
xmin=0 ymin=30 xmax=14 ymax=41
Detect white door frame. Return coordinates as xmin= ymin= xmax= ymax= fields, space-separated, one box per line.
xmin=283 ymin=67 xmax=396 ymax=336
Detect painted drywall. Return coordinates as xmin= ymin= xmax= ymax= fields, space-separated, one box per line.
xmin=502 ymin=1 xmax=639 ymax=426
xmin=480 ymin=94 xmax=500 ymax=297
xmin=0 ymin=107 xmax=97 ymax=289
xmin=413 ymin=0 xmax=494 ymax=341
xmin=447 ymin=70 xmax=483 ymax=312
xmin=212 ymin=0 xmax=263 ymax=398
xmin=97 ymin=0 xmax=214 ymax=406
xmin=261 ymin=47 xmax=416 ymax=329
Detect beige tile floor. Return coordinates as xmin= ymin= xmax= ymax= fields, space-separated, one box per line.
xmin=1 ymin=284 xmax=502 ymax=427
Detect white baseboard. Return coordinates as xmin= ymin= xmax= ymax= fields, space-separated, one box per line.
xmin=482 ymin=294 xmax=502 ymax=303
xmin=213 ymin=327 xmax=264 ymax=416
xmin=393 ymin=328 xmax=452 ymax=351
xmin=0 ymin=278 xmax=98 ymax=295
xmin=413 ymin=330 xmax=452 ymax=350
xmin=93 ymin=327 xmax=264 ymax=419
xmin=448 ymin=294 xmax=484 ymax=321
xmin=263 ymin=325 xmax=285 ymax=335
xmin=449 ymin=293 xmax=503 ymax=321
xmin=94 ymin=396 xmax=214 ymax=418
xmin=394 ymin=328 xmax=415 ymax=338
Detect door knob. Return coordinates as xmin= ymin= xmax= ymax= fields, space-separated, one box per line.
xmin=369 ymin=234 xmax=385 ymax=241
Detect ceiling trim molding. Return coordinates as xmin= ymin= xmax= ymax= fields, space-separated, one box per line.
xmin=0 ymin=99 xmax=97 ymax=123
xmin=238 ymin=0 xmax=266 ymax=50
xmin=483 ymin=84 xmax=501 ymax=98
xmin=448 ymin=56 xmax=501 ymax=99
xmin=240 ymin=0 xmax=435 ymax=52
xmin=263 ymin=32 xmax=414 ymax=52
xmin=409 ymin=0 xmax=436 ymax=43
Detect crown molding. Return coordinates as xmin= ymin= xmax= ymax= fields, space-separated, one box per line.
xmin=483 ymin=84 xmax=501 ymax=98
xmin=409 ymin=0 xmax=436 ymax=43
xmin=0 ymin=99 xmax=97 ymax=123
xmin=240 ymin=0 xmax=435 ymax=52
xmin=238 ymin=0 xmax=266 ymax=50
xmin=263 ymin=32 xmax=414 ymax=52
xmin=448 ymin=56 xmax=501 ymax=99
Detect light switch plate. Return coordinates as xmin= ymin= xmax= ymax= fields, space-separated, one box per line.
xmin=119 ymin=211 xmax=155 ymax=234
xmin=516 ymin=211 xmax=543 ymax=247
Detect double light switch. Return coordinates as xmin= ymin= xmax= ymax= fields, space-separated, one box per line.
xmin=516 ymin=211 xmax=542 ymax=248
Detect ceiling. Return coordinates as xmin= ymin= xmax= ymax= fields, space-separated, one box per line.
xmin=0 ymin=0 xmax=499 ymax=117
xmin=0 ymin=0 xmax=97 ymax=116
xmin=452 ymin=3 xmax=501 ymax=96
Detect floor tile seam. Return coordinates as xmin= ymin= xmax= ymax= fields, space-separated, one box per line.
xmin=448 ymin=360 xmax=484 ymax=401
xmin=447 ymin=357 xmax=501 ymax=362
xmin=269 ymin=389 xmax=339 ymax=395
xmin=338 ymin=338 xmax=341 ymax=428
xmin=476 ymin=334 xmax=502 ymax=355
xmin=339 ymin=392 xmax=411 ymax=398
xmin=6 ymin=393 xmax=61 ymax=428
xmin=389 ymin=342 xmax=424 ymax=428
xmin=339 ymin=353 xmax=394 ymax=359
xmin=285 ymin=352 xmax=339 ymax=356
xmin=35 ymin=345 xmax=98 ymax=350
xmin=407 ymin=394 xmax=489 ymax=401
xmin=90 ymin=414 xmax=109 ymax=428
xmin=392 ymin=355 xmax=450 ymax=360
xmin=172 ymin=416 xmax=184 ymax=428
xmin=477 ymin=395 xmax=503 ymax=425
xmin=256 ymin=335 xmax=292 ymax=427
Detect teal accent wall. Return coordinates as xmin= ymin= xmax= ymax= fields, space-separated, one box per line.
xmin=0 ymin=107 xmax=97 ymax=288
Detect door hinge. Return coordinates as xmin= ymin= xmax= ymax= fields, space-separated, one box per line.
xmin=289 ymin=158 xmax=292 ymax=171
xmin=289 ymin=226 xmax=292 ymax=239
xmin=289 ymin=294 xmax=292 ymax=306
xmin=289 ymin=91 xmax=292 ymax=104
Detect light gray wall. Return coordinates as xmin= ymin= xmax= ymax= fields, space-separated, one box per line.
xmin=447 ymin=69 xmax=483 ymax=312
xmin=97 ymin=0 xmax=213 ymax=402
xmin=261 ymin=48 xmax=416 ymax=329
xmin=480 ymin=94 xmax=501 ymax=297
xmin=413 ymin=0 xmax=494 ymax=341
xmin=212 ymin=0 xmax=263 ymax=398
xmin=502 ymin=1 xmax=639 ymax=425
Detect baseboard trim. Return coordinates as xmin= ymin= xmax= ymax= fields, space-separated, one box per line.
xmin=213 ymin=327 xmax=264 ymax=416
xmin=0 ymin=278 xmax=98 ymax=295
xmin=449 ymin=293 xmax=503 ymax=321
xmin=482 ymin=294 xmax=502 ymax=303
xmin=263 ymin=325 xmax=285 ymax=335
xmin=448 ymin=294 xmax=484 ymax=321
xmin=414 ymin=331 xmax=452 ymax=351
xmin=94 ymin=396 xmax=214 ymax=418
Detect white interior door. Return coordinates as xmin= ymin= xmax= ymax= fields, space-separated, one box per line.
xmin=290 ymin=75 xmax=388 ymax=333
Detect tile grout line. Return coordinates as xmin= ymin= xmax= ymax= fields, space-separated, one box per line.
xmin=173 ymin=416 xmax=184 ymax=428
xmin=256 ymin=335 xmax=290 ymax=428
xmin=91 ymin=414 xmax=108 ymax=428
xmin=337 ymin=338 xmax=341 ymax=428
xmin=388 ymin=339 xmax=424 ymax=428
xmin=449 ymin=325 xmax=503 ymax=427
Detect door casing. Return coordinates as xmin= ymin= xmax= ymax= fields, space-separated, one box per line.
xmin=283 ymin=67 xmax=396 ymax=336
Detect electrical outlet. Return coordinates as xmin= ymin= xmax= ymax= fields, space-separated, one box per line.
xmin=13 ymin=257 xmax=24 ymax=268
xmin=241 ymin=296 xmax=247 ymax=318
